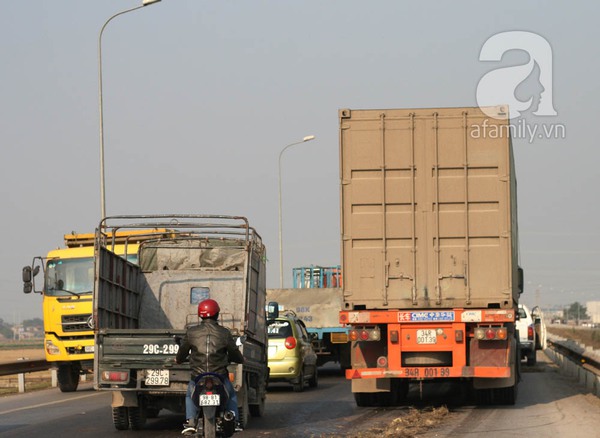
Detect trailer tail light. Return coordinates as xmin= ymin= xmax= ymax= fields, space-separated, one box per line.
xmin=377 ymin=356 xmax=388 ymax=368
xmin=285 ymin=336 xmax=297 ymax=349
xmin=102 ymin=371 xmax=129 ymax=382
xmin=349 ymin=327 xmax=381 ymax=342
xmin=474 ymin=326 xmax=508 ymax=341
xmin=527 ymin=325 xmax=535 ymax=341
xmin=455 ymin=330 xmax=464 ymax=343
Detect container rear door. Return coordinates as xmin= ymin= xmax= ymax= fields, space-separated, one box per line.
xmin=340 ymin=106 xmax=517 ymax=310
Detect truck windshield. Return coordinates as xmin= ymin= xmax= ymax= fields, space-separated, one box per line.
xmin=46 ymin=257 xmax=94 ymax=297
xmin=46 ymin=255 xmax=137 ymax=297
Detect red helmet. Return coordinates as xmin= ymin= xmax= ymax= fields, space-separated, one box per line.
xmin=198 ymin=299 xmax=220 ymax=318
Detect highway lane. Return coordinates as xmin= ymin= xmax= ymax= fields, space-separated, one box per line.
xmin=0 ymin=354 xmax=598 ymax=437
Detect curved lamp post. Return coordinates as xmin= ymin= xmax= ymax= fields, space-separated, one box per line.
xmin=98 ymin=0 xmax=161 ymax=221
xmin=278 ymin=135 xmax=316 ymax=288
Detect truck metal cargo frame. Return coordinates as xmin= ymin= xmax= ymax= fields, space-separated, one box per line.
xmin=338 ymin=106 xmax=522 ymax=406
xmin=93 ymin=214 xmax=268 ymax=430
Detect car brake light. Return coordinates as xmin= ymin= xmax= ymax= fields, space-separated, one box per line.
xmin=528 ymin=325 xmax=534 ymax=340
xmin=285 ymin=336 xmax=297 ymax=349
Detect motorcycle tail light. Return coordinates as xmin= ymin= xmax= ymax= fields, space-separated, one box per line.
xmin=285 ymin=336 xmax=297 ymax=349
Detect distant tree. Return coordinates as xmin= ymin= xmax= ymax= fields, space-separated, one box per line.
xmin=0 ymin=319 xmax=13 ymax=339
xmin=563 ymin=302 xmax=589 ymax=324
xmin=23 ymin=318 xmax=43 ymax=328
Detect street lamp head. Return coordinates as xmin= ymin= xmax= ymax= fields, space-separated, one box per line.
xmin=143 ymin=0 xmax=161 ymax=5
xmin=303 ymin=135 xmax=316 ymax=142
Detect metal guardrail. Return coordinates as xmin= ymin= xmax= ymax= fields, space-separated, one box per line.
xmin=548 ymin=338 xmax=600 ymax=376
xmin=0 ymin=359 xmax=50 ymax=377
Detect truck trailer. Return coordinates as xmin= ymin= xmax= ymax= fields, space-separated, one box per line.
xmin=338 ymin=106 xmax=523 ymax=406
xmin=93 ymin=215 xmax=268 ymax=430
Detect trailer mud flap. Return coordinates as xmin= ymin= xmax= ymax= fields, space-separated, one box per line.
xmin=352 ymin=377 xmax=390 ymax=393
xmin=111 ymin=391 xmax=138 ymax=408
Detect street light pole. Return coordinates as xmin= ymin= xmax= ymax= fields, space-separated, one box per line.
xmin=98 ymin=0 xmax=161 ymax=221
xmin=278 ymin=135 xmax=316 ymax=289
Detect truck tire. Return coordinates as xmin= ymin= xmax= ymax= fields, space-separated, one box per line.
xmin=308 ymin=367 xmax=318 ymax=388
xmin=354 ymin=392 xmax=375 ymax=407
xmin=128 ymin=405 xmax=146 ymax=430
xmin=57 ymin=364 xmax=79 ymax=392
xmin=526 ymin=352 xmax=537 ymax=366
xmin=238 ymin=387 xmax=250 ymax=429
xmin=112 ymin=407 xmax=129 ymax=430
xmin=249 ymin=395 xmax=265 ymax=417
xmin=495 ymin=384 xmax=517 ymax=405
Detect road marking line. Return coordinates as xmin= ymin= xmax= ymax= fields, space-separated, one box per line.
xmin=0 ymin=392 xmax=103 ymax=415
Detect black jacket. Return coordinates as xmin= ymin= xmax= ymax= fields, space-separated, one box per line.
xmin=175 ymin=318 xmax=244 ymax=378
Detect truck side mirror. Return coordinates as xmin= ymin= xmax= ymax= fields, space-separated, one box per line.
xmin=22 ymin=266 xmax=33 ymax=294
xmin=517 ymin=267 xmax=524 ymax=294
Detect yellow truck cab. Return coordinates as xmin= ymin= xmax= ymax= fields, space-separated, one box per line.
xmin=23 ymin=231 xmax=148 ymax=392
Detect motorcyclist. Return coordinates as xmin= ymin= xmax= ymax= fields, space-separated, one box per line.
xmin=175 ymin=298 xmax=244 ymax=435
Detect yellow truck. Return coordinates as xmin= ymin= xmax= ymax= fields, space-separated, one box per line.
xmin=22 ymin=231 xmax=149 ymax=392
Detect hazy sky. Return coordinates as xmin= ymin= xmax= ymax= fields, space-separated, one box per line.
xmin=1 ymin=1 xmax=598 ymax=322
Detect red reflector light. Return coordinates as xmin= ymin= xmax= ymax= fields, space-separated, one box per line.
xmin=359 ymin=330 xmax=369 ymax=341
xmin=377 ymin=356 xmax=388 ymax=368
xmin=102 ymin=371 xmax=129 ymax=382
xmin=485 ymin=329 xmax=496 ymax=340
xmin=285 ymin=336 xmax=297 ymax=349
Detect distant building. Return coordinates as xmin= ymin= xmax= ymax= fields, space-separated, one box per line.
xmin=587 ymin=301 xmax=600 ymax=324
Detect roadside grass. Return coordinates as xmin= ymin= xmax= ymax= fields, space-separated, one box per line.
xmin=547 ymin=326 xmax=600 ymax=350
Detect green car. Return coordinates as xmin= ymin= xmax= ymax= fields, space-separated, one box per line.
xmin=267 ymin=310 xmax=318 ymax=392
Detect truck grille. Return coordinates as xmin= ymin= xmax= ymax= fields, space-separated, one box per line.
xmin=62 ymin=314 xmax=93 ymax=332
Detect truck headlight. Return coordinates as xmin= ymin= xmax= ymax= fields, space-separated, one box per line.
xmin=45 ymin=340 xmax=60 ymax=355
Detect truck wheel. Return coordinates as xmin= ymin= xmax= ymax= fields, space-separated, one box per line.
xmin=526 ymin=352 xmax=537 ymax=366
xmin=495 ymin=384 xmax=517 ymax=405
xmin=249 ymin=395 xmax=265 ymax=417
xmin=475 ymin=388 xmax=493 ymax=405
xmin=57 ymin=364 xmax=79 ymax=392
xmin=292 ymin=369 xmax=305 ymax=392
xmin=128 ymin=405 xmax=146 ymax=430
xmin=238 ymin=387 xmax=249 ymax=429
xmin=308 ymin=367 xmax=318 ymax=388
xmin=354 ymin=392 xmax=375 ymax=407
xmin=112 ymin=407 xmax=129 ymax=430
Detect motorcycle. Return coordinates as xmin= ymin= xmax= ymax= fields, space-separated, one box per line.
xmin=188 ymin=372 xmax=236 ymax=438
